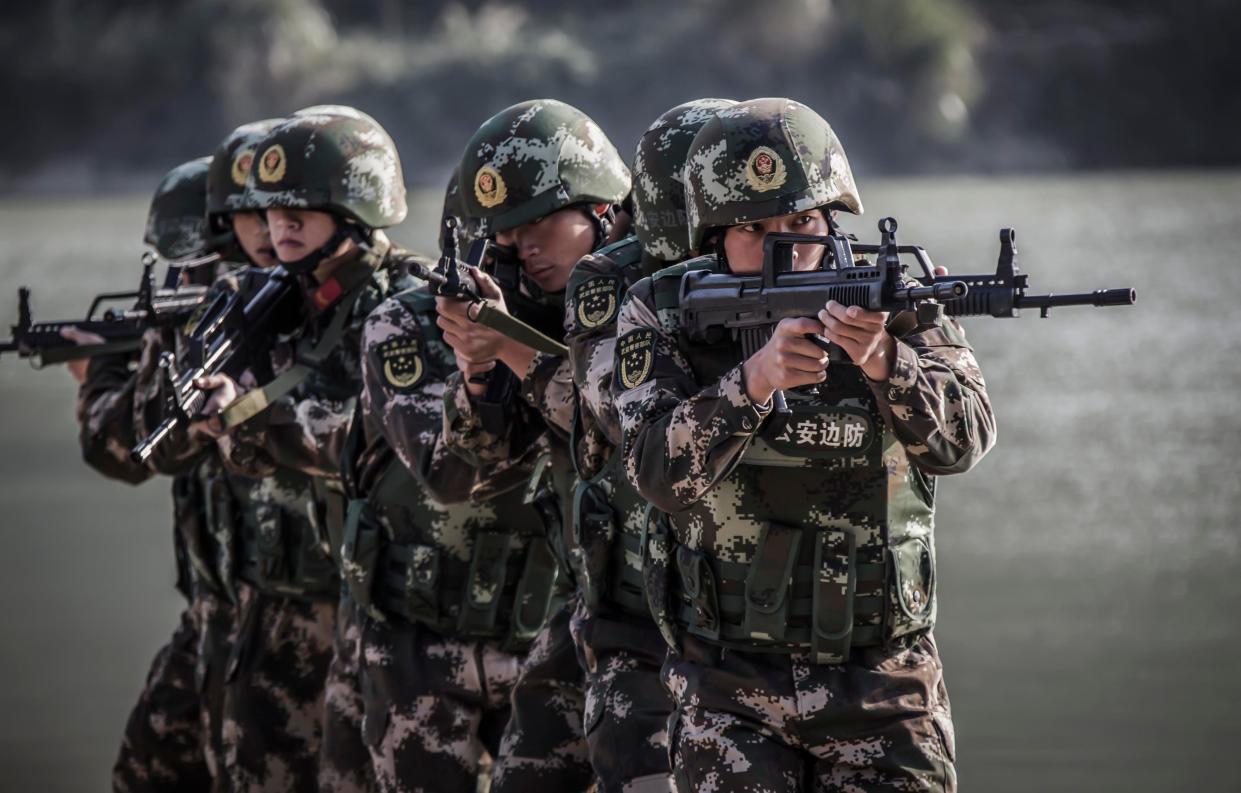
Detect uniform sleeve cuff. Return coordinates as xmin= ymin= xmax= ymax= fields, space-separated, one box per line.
xmin=725 ymin=364 xmax=771 ymax=434
xmin=866 ymin=338 xmax=920 ymax=403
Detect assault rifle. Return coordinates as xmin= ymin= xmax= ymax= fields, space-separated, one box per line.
xmin=130 ymin=265 xmax=300 ymax=464
xmin=679 ymin=217 xmax=1134 ymax=410
xmin=0 ymin=253 xmax=211 ymax=367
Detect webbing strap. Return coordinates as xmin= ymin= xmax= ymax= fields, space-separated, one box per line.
xmin=471 ymin=301 xmax=568 ymax=358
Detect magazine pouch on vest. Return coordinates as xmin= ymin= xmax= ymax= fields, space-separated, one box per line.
xmin=458 ymin=531 xmax=511 ymax=636
xmin=506 ymin=537 xmax=559 ymax=650
xmin=743 ymin=523 xmax=803 ymax=643
xmin=204 ymin=474 xmax=240 ymax=602
xmin=811 ymin=528 xmax=857 ymax=664
xmin=572 ymin=478 xmax=616 ymax=611
xmin=676 ymin=544 xmax=721 ymax=642
xmin=341 ymin=498 xmax=382 ymax=613
xmin=640 ymin=506 xmax=678 ymax=650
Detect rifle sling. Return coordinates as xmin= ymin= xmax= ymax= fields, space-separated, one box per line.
xmin=471 ymin=302 xmax=568 ymax=358
xmin=220 ymin=268 xmax=371 ymax=430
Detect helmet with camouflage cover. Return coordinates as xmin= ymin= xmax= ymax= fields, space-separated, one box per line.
xmin=205 ymin=118 xmax=284 ymax=259
xmin=207 ymin=118 xmax=284 ymax=218
xmin=684 ymin=97 xmax=862 ymax=254
xmin=244 ymin=108 xmax=407 ymax=231
xmin=457 ymin=99 xmax=631 ymax=236
xmin=144 ymin=157 xmax=211 ymax=259
xmin=633 ymin=98 xmax=737 ymax=262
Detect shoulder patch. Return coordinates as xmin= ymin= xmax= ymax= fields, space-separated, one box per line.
xmin=616 ymin=328 xmax=656 ymax=390
xmin=573 ymin=274 xmax=620 ymax=330
xmin=376 ymin=335 xmax=426 ymax=391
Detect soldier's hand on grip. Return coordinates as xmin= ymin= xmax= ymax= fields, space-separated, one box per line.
xmin=189 ymin=373 xmax=243 ymax=439
xmin=59 ymin=326 xmax=107 ymax=385
xmin=741 ymin=316 xmax=831 ymax=404
xmin=817 ymin=301 xmax=895 ymax=381
xmin=436 ymin=269 xmax=510 ymax=363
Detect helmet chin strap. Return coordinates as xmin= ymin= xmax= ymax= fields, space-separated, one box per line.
xmin=207 ymin=217 xmax=246 ymax=264
xmin=583 ymin=203 xmax=616 ymax=250
xmin=280 ymin=221 xmax=371 ymax=275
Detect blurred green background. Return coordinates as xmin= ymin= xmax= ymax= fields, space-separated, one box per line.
xmin=1 ymin=1 xmax=1239 ymax=791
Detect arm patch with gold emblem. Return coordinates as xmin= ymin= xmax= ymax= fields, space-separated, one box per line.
xmin=616 ymin=328 xmax=656 ymax=390
xmin=376 ymin=336 xmax=426 ymax=392
xmin=572 ymin=274 xmax=621 ymax=330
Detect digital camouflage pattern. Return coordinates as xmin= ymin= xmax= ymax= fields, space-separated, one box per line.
xmin=615 ymin=118 xmax=994 ymax=781
xmin=218 ymin=238 xmax=414 ymax=483
xmin=684 ymin=98 xmax=862 ymax=253
xmin=561 ymin=99 xmax=737 ymax=789
xmin=457 ymin=99 xmax=631 ymax=235
xmin=664 ymin=633 xmax=956 ymax=792
xmin=145 ymin=157 xmax=213 ymax=259
xmin=569 ymin=597 xmax=674 ymax=793
xmin=489 ymin=602 xmax=594 ymax=793
xmin=615 ymin=260 xmax=995 ymax=646
xmin=316 ymin=284 xmax=559 ymax=791
xmin=207 ymin=119 xmax=285 ymax=218
xmin=632 ymin=99 xmax=736 ymax=261
xmin=188 ymin=588 xmax=238 ymax=787
xmin=218 ymin=582 xmax=337 ymax=793
xmin=77 ymin=351 xmax=152 ymax=485
xmin=322 ymin=598 xmax=521 ymax=793
xmin=243 ymin=111 xmax=407 ymax=230
xmin=112 ymin=610 xmax=212 ymax=793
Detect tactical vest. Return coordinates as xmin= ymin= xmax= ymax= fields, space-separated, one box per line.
xmin=229 ymin=247 xmax=420 ymax=602
xmin=339 ymin=288 xmax=559 ymax=649
xmin=642 ymin=256 xmax=939 ymax=663
xmin=170 ymin=455 xmax=243 ymax=603
xmin=569 ymin=236 xmax=676 ymax=619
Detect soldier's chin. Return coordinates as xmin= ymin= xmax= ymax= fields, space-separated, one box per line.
xmin=275 ymin=243 xmax=303 ymax=262
xmin=527 ymin=268 xmax=568 ymax=294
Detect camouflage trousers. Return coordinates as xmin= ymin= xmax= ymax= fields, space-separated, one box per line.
xmin=490 ymin=600 xmax=595 ymax=793
xmin=664 ymin=633 xmax=956 ymax=793
xmin=113 ymin=606 xmax=213 ymax=792
xmin=218 ymin=582 xmax=337 ymax=793
xmin=320 ymin=597 xmax=521 ymax=793
xmin=188 ymin=587 xmax=238 ymax=789
xmin=570 ymin=599 xmax=674 ymax=793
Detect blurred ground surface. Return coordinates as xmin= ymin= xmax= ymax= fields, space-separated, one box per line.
xmin=0 ymin=173 xmax=1237 ymax=791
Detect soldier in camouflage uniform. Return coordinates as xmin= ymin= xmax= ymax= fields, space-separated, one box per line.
xmin=316 ymin=169 xmax=563 ymax=793
xmin=127 ymin=118 xmax=293 ymax=792
xmin=562 ymin=99 xmax=736 ymax=793
xmin=614 ymin=98 xmax=997 ymax=792
xmin=436 ymin=99 xmax=631 ymax=792
xmin=73 ymin=157 xmax=217 ymax=793
xmin=171 ymin=107 xmax=418 ymax=793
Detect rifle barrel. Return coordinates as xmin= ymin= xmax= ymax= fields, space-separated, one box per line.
xmin=1015 ymin=288 xmax=1136 ymax=310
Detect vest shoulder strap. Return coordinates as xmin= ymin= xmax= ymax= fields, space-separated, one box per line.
xmin=652 ymin=254 xmax=719 ymax=311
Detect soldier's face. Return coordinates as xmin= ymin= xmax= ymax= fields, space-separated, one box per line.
xmin=723 ymin=210 xmax=829 ymax=275
xmin=494 ymin=206 xmax=597 ymax=293
xmin=266 ymin=209 xmax=337 ymax=263
xmin=231 ymin=211 xmax=277 ymax=268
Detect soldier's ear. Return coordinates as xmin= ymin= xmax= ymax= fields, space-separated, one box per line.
xmin=593 ymin=203 xmax=609 ymax=217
